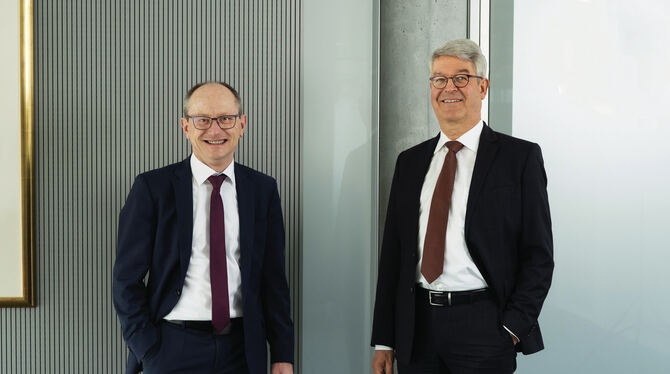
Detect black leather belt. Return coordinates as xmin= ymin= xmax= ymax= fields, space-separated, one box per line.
xmin=418 ymin=287 xmax=491 ymax=307
xmin=164 ymin=318 xmax=242 ymax=335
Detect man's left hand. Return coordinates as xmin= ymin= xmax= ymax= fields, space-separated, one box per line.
xmin=510 ymin=333 xmax=519 ymax=345
xmin=271 ymin=362 xmax=293 ymax=374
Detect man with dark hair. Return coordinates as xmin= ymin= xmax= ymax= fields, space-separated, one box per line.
xmin=371 ymin=39 xmax=554 ymax=373
xmin=114 ymin=81 xmax=294 ymax=374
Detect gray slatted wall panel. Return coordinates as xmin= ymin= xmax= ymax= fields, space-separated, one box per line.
xmin=0 ymin=0 xmax=302 ymax=372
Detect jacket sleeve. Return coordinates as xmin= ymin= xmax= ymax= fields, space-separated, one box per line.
xmin=371 ymin=156 xmax=403 ymax=347
xmin=261 ymin=179 xmax=295 ymax=363
xmin=502 ymin=143 xmax=554 ymax=341
xmin=112 ymin=175 xmax=160 ymax=362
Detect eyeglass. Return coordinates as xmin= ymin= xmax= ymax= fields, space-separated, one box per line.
xmin=188 ymin=114 xmax=240 ymax=130
xmin=429 ymin=74 xmax=483 ymax=89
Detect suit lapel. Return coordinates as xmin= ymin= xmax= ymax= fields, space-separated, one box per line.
xmin=408 ymin=134 xmax=440 ymax=251
xmin=234 ymin=163 xmax=255 ymax=283
xmin=465 ymin=123 xmax=499 ymax=236
xmin=173 ymin=158 xmax=194 ymax=281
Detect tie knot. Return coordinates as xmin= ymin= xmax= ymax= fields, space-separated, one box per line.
xmin=446 ymin=141 xmax=464 ymax=154
xmin=208 ymin=174 xmax=226 ymax=191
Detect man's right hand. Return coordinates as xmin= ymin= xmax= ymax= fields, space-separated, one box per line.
xmin=372 ymin=350 xmax=394 ymax=374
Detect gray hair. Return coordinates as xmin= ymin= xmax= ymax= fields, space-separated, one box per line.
xmin=183 ymin=81 xmax=243 ymax=116
xmin=431 ymin=39 xmax=487 ymax=78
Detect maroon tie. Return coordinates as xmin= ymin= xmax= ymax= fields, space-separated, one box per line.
xmin=421 ymin=141 xmax=464 ymax=283
xmin=208 ymin=174 xmax=230 ymax=331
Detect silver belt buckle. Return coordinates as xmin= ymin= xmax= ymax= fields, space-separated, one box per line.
xmin=428 ymin=290 xmax=452 ymax=306
xmin=429 ymin=290 xmax=451 ymax=306
xmin=428 ymin=290 xmax=441 ymax=306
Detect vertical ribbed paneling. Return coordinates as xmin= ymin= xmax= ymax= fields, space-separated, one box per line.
xmin=0 ymin=1 xmax=302 ymax=373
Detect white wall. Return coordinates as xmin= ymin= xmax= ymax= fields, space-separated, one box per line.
xmin=513 ymin=1 xmax=670 ymax=372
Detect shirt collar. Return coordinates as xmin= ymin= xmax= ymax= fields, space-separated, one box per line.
xmin=190 ymin=154 xmax=236 ymax=186
xmin=434 ymin=120 xmax=484 ymax=154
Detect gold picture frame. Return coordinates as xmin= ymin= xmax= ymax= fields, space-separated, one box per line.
xmin=0 ymin=0 xmax=35 ymax=307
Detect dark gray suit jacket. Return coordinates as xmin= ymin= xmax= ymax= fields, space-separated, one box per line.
xmin=371 ymin=124 xmax=554 ymax=363
xmin=113 ymin=158 xmax=294 ymax=374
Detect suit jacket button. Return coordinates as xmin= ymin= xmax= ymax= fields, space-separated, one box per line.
xmin=176 ymin=289 xmax=181 ymax=296
xmin=410 ymin=287 xmax=414 ymax=294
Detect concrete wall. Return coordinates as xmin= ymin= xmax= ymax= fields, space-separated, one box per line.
xmin=378 ymin=0 xmax=469 ymax=241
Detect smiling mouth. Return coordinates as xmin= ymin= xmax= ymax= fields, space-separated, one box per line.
xmin=441 ymin=99 xmax=462 ymax=103
xmin=205 ymin=139 xmax=227 ymax=145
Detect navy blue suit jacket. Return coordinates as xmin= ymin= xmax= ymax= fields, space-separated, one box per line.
xmin=113 ymin=157 xmax=294 ymax=374
xmin=371 ymin=124 xmax=554 ymax=363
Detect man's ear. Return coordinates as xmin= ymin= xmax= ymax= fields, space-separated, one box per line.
xmin=238 ymin=114 xmax=247 ymax=137
xmin=480 ymin=78 xmax=490 ymax=99
xmin=180 ymin=117 xmax=189 ymax=137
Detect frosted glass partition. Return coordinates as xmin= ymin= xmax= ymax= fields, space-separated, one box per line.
xmin=302 ymin=0 xmax=378 ymax=372
xmin=513 ymin=1 xmax=670 ymax=372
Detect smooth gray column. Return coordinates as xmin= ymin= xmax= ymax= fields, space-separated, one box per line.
xmin=489 ymin=0 xmax=514 ymax=135
xmin=302 ymin=0 xmax=378 ymax=373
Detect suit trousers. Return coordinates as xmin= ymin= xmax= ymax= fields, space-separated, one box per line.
xmin=398 ymin=290 xmax=517 ymax=374
xmin=141 ymin=320 xmax=250 ymax=374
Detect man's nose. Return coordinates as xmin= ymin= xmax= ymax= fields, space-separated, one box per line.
xmin=444 ymin=78 xmax=459 ymax=91
xmin=208 ymin=120 xmax=228 ymax=133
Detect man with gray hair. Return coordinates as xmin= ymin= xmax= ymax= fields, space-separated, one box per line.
xmin=371 ymin=39 xmax=553 ymax=373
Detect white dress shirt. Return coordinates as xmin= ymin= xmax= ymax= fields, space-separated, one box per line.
xmin=164 ymin=154 xmax=243 ymax=320
xmin=416 ymin=121 xmax=487 ymax=291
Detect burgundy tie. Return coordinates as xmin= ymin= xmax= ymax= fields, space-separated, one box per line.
xmin=208 ymin=174 xmax=230 ymax=331
xmin=421 ymin=141 xmax=464 ymax=283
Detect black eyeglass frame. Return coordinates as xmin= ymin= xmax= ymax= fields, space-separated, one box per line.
xmin=429 ymin=74 xmax=484 ymax=89
xmin=187 ymin=114 xmax=241 ymax=130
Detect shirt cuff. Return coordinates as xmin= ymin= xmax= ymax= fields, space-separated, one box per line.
xmin=375 ymin=345 xmax=394 ymax=351
xmin=503 ymin=325 xmax=520 ymax=342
